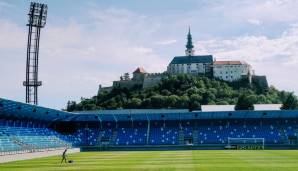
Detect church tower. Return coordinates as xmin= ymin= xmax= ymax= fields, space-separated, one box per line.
xmin=185 ymin=27 xmax=195 ymax=56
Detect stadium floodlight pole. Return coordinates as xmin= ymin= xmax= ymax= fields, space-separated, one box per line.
xmin=23 ymin=2 xmax=47 ymax=105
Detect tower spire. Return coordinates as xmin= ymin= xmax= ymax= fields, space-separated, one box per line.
xmin=185 ymin=26 xmax=195 ymax=56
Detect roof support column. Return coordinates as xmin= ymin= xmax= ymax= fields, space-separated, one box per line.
xmin=97 ymin=114 xmax=102 ymax=130
xmin=146 ymin=114 xmax=150 ymax=145
xmin=179 ymin=113 xmax=182 ymax=130
xmin=112 ymin=114 xmax=118 ymax=129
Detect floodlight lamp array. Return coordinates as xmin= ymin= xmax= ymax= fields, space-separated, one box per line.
xmin=28 ymin=2 xmax=47 ymax=27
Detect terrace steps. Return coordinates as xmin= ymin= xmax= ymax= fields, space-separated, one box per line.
xmin=111 ymin=130 xmax=118 ymax=145
xmin=279 ymin=129 xmax=288 ymax=144
xmin=178 ymin=130 xmax=184 ymax=145
xmin=193 ymin=130 xmax=199 ymax=145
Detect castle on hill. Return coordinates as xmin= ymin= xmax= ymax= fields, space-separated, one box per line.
xmin=98 ymin=28 xmax=268 ymax=94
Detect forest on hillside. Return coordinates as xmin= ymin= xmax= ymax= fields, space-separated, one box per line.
xmin=66 ymin=74 xmax=298 ymax=111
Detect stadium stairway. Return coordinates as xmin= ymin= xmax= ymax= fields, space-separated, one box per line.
xmin=178 ymin=130 xmax=184 ymax=145
xmin=95 ymin=130 xmax=103 ymax=146
xmin=193 ymin=130 xmax=199 ymax=145
xmin=111 ymin=130 xmax=118 ymax=145
xmin=279 ymin=129 xmax=288 ymax=144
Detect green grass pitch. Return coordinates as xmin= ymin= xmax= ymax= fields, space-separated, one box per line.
xmin=1 ymin=150 xmax=298 ymax=171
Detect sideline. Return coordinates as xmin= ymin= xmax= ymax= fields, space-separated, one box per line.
xmin=0 ymin=148 xmax=80 ymax=163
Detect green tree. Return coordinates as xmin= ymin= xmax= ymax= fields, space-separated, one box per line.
xmin=141 ymin=98 xmax=152 ymax=108
xmin=66 ymin=101 xmax=77 ymax=112
xmin=165 ymin=95 xmax=179 ymax=108
xmin=150 ymin=95 xmax=165 ymax=108
xmin=67 ymin=74 xmax=295 ymax=110
xmin=127 ymin=98 xmax=142 ymax=108
xmin=189 ymin=94 xmax=202 ymax=111
xmin=176 ymin=95 xmax=189 ymax=108
xmin=281 ymin=93 xmax=298 ymax=110
xmin=216 ymin=100 xmax=229 ymax=105
xmin=235 ymin=94 xmax=255 ymax=110
xmin=161 ymin=89 xmax=171 ymax=96
xmin=186 ymin=87 xmax=200 ymax=96
xmin=103 ymin=98 xmax=119 ymax=109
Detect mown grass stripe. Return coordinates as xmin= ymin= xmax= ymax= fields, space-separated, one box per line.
xmin=1 ymin=150 xmax=298 ymax=171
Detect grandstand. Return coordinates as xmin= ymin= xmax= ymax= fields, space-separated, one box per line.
xmin=0 ymin=121 xmax=71 ymax=155
xmin=1 ymin=97 xmax=298 ymax=155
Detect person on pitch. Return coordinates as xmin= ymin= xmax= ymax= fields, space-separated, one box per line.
xmin=61 ymin=148 xmax=68 ymax=164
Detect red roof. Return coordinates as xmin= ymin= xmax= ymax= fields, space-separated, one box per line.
xmin=133 ymin=67 xmax=147 ymax=73
xmin=213 ymin=61 xmax=246 ymax=65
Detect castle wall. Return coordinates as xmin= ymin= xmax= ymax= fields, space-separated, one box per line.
xmin=98 ymin=85 xmax=113 ymax=94
xmin=142 ymin=73 xmax=165 ymax=89
xmin=252 ymin=75 xmax=269 ymax=89
xmin=113 ymin=80 xmax=143 ymax=89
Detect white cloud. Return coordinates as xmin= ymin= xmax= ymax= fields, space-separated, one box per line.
xmin=247 ymin=19 xmax=262 ymax=26
xmin=89 ymin=7 xmax=160 ymax=39
xmin=1 ymin=2 xmax=298 ymax=110
xmin=0 ymin=19 xmax=25 ymax=49
xmin=196 ymin=24 xmax=298 ymax=94
xmin=0 ymin=8 xmax=168 ymax=109
xmin=132 ymin=47 xmax=153 ymax=54
xmin=156 ymin=39 xmax=177 ymax=45
xmin=217 ymin=0 xmax=298 ymax=23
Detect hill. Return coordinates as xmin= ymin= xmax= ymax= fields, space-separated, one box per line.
xmin=66 ymin=74 xmax=296 ymax=111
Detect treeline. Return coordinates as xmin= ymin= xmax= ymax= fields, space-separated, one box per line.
xmin=66 ymin=74 xmax=298 ymax=111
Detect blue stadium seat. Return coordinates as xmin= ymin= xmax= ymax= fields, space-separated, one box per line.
xmin=0 ymin=120 xmax=71 ymax=154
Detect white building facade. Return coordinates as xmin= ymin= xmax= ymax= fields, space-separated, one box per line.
xmin=167 ymin=28 xmax=213 ymax=76
xmin=213 ymin=61 xmax=252 ymax=82
xmin=167 ymin=56 xmax=213 ymax=75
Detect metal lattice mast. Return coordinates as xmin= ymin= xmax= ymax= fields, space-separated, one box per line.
xmin=23 ymin=2 xmax=47 ymax=105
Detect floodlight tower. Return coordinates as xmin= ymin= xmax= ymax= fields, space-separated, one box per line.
xmin=23 ymin=2 xmax=47 ymax=105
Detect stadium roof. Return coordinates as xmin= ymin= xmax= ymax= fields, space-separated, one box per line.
xmin=254 ymin=104 xmax=282 ymax=111
xmin=0 ymin=98 xmax=297 ymax=122
xmin=68 ymin=110 xmax=298 ymax=122
xmin=169 ymin=55 xmax=213 ymax=64
xmin=0 ymin=98 xmax=73 ymax=122
xmin=201 ymin=105 xmax=235 ymax=112
xmin=201 ymin=104 xmax=282 ymax=112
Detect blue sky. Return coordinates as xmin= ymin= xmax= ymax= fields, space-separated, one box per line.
xmin=1 ymin=0 xmax=298 ymax=109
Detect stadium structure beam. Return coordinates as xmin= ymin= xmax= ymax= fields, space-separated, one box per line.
xmin=112 ymin=114 xmax=118 ymax=128
xmin=145 ymin=114 xmax=150 ymax=121
xmin=112 ymin=114 xmax=117 ymax=122
xmin=97 ymin=115 xmax=103 ymax=129
xmin=97 ymin=114 xmax=102 ymax=122
xmin=129 ymin=114 xmax=133 ymax=126
xmin=94 ymin=114 xmax=102 ymax=133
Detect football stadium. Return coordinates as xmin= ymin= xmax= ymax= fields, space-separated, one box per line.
xmin=1 ymin=98 xmax=298 ymax=170
xmin=1 ymin=1 xmax=298 ymax=171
